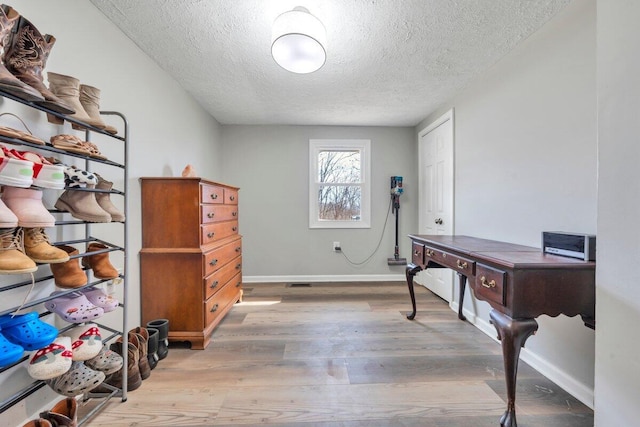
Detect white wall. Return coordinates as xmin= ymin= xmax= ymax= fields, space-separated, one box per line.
xmin=1 ymin=1 xmax=222 ymax=424
xmin=595 ymin=1 xmax=640 ymax=425
xmin=417 ymin=0 xmax=597 ymax=406
xmin=221 ymin=125 xmax=417 ymax=281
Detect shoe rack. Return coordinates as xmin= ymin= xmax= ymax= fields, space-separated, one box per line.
xmin=0 ymin=88 xmax=129 ymax=423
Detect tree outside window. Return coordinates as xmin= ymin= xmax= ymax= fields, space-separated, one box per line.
xmin=309 ymin=139 xmax=370 ymax=228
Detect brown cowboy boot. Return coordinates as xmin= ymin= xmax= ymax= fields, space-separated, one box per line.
xmin=0 ymin=5 xmax=43 ymax=101
xmin=2 ymin=15 xmax=74 ymax=114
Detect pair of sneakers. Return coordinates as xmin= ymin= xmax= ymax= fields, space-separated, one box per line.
xmin=0 ymin=145 xmax=64 ymax=190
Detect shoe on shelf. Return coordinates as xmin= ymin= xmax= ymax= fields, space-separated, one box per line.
xmin=0 ymin=5 xmax=45 ymax=103
xmin=12 ymin=151 xmax=64 ymax=190
xmin=2 ymin=15 xmax=74 ymax=114
xmin=47 ymin=72 xmax=106 ymax=131
xmin=85 ymin=344 xmax=123 ymax=376
xmin=0 ymin=326 xmax=24 ymax=368
xmin=0 ymin=197 xmax=18 ymax=228
xmin=95 ymin=174 xmax=125 ymax=222
xmin=27 ymin=336 xmax=73 ymax=380
xmin=23 ymin=227 xmax=70 ymax=264
xmin=82 ymin=242 xmax=119 ymax=279
xmin=45 ymin=291 xmax=103 ymax=323
xmin=39 ymin=397 xmax=77 ymax=427
xmin=45 ymin=360 xmax=105 ymax=397
xmin=92 ymin=340 xmax=141 ymax=392
xmin=0 ymin=145 xmax=34 ymax=188
xmin=80 ymin=84 xmax=118 ymax=134
xmin=1 ymin=186 xmax=56 ymax=228
xmin=54 ymin=186 xmax=112 ymax=223
xmin=64 ymin=323 xmax=101 ymax=361
xmin=49 ymin=246 xmax=87 ymax=288
xmin=0 ymin=227 xmax=37 ymax=274
xmin=0 ymin=311 xmax=58 ymax=351
xmin=0 ymin=112 xmax=45 ymax=145
xmin=21 ymin=419 xmax=53 ymax=427
xmin=81 ymin=286 xmax=119 ymax=312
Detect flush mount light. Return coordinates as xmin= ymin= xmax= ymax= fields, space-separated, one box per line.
xmin=271 ymin=6 xmax=326 ymax=74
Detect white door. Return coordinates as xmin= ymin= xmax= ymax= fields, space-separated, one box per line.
xmin=416 ymin=110 xmax=454 ymax=302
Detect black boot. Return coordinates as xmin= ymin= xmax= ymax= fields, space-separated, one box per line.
xmin=146 ymin=319 xmax=169 ymax=360
xmin=146 ymin=327 xmax=159 ymax=369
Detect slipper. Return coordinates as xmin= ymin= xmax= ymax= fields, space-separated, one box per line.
xmin=64 ymin=323 xmax=102 ymax=361
xmin=85 ymin=344 xmax=123 ymax=375
xmin=44 ymin=292 xmax=104 ymax=324
xmin=82 ymin=287 xmax=119 ymax=313
xmin=45 ymin=360 xmax=105 ymax=397
xmin=27 ymin=336 xmax=73 ymax=380
xmin=0 ymin=327 xmax=24 ymax=368
xmin=49 ymin=134 xmax=92 ymax=156
xmin=0 ymin=113 xmax=45 ymax=145
xmin=0 ymin=312 xmax=58 ymax=351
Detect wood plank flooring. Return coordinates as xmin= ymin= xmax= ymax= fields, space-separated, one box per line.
xmin=80 ymin=281 xmax=594 ymax=426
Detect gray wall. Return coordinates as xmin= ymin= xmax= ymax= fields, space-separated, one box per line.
xmin=417 ymin=0 xmax=596 ymax=406
xmin=221 ymin=125 xmax=417 ymax=281
xmin=595 ymin=0 xmax=640 ymax=425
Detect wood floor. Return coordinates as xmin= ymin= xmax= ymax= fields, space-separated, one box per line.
xmin=80 ymin=282 xmax=594 ymax=426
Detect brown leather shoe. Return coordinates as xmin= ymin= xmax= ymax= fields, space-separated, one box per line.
xmin=39 ymin=397 xmax=77 ymax=427
xmin=2 ymin=15 xmax=74 ymax=114
xmin=128 ymin=330 xmax=151 ymax=380
xmin=21 ymin=420 xmax=52 ymax=427
xmin=0 ymin=5 xmax=44 ymax=102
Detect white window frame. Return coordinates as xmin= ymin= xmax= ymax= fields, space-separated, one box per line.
xmin=309 ymin=139 xmax=371 ymax=229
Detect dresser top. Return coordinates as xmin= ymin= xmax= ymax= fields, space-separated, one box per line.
xmin=140 ymin=177 xmax=239 ymax=190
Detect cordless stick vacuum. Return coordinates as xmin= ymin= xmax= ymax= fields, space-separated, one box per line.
xmin=388 ymin=176 xmax=407 ymax=265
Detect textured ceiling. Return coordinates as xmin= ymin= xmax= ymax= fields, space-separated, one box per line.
xmin=90 ymin=0 xmax=570 ymax=126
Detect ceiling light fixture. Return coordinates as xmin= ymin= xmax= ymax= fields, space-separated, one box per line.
xmin=271 ymin=6 xmax=326 ymax=74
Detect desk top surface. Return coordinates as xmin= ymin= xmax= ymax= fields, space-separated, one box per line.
xmin=409 ymin=234 xmax=595 ymax=269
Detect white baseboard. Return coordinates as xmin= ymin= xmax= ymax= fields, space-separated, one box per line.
xmin=243 ymin=274 xmax=405 ymax=283
xmin=462 ymin=307 xmax=595 ymax=409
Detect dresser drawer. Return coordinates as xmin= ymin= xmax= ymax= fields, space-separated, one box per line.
xmin=412 ymin=242 xmax=424 ymax=266
xmin=201 ymin=205 xmax=239 ymax=224
xmin=205 ymin=273 xmax=242 ymax=327
xmin=429 ymin=249 xmax=475 ymax=277
xmin=204 ymin=255 xmax=242 ymax=300
xmin=204 ymin=239 xmax=243 ymax=276
xmin=201 ymin=221 xmax=239 ymax=245
xmin=201 ymin=184 xmax=224 ymax=204
xmin=475 ymin=264 xmax=506 ymax=306
xmin=225 ymin=188 xmax=239 ymax=205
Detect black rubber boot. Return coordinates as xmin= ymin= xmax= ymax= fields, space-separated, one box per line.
xmin=146 ymin=319 xmax=169 ymax=360
xmin=146 ymin=327 xmax=159 ymax=369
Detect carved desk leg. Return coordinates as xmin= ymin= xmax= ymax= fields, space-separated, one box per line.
xmin=489 ymin=310 xmax=538 ymax=427
xmin=456 ymin=273 xmax=467 ymax=321
xmin=405 ymin=263 xmax=422 ymax=320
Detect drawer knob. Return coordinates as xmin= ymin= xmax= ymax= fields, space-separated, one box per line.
xmin=210 ymin=194 xmax=218 ymax=200
xmin=414 ymin=250 xmax=420 ymax=256
xmin=456 ymin=260 xmax=467 ymax=269
xmin=207 ymin=212 xmax=215 ymax=218
xmin=235 ymin=247 xmax=241 ymax=253
xmin=207 ymin=232 xmax=214 ymax=238
xmin=230 ymin=195 xmax=235 ymax=201
xmin=235 ymin=281 xmax=241 ymax=287
xmin=232 ymin=226 xmax=238 ymax=232
xmin=232 ymin=211 xmax=237 ymax=217
xmin=210 ymin=303 xmax=219 ymax=313
xmin=480 ymin=276 xmax=496 ymax=288
xmin=235 ymin=263 xmax=241 ymax=270
xmin=209 ymin=259 xmax=218 ymax=266
xmin=210 ymin=280 xmax=219 ymax=289
xmin=426 ymin=249 xmax=434 ymax=257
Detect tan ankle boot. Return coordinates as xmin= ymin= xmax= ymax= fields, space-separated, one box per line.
xmin=0 ymin=5 xmax=44 ymax=102
xmin=79 ymin=84 xmax=118 ymax=134
xmin=81 ymin=242 xmax=118 ymax=279
xmin=95 ymin=175 xmax=125 ymax=222
xmin=2 ymin=16 xmax=74 ymax=114
xmin=54 ymin=185 xmax=112 ymax=223
xmin=23 ymin=227 xmax=70 ymax=264
xmin=47 ymin=72 xmax=105 ymax=130
xmin=49 ymin=245 xmax=87 ymax=288
xmin=0 ymin=227 xmax=37 ymax=274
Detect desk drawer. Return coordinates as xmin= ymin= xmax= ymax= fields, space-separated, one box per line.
xmin=475 ymin=264 xmax=506 ymax=306
xmin=202 ymin=205 xmax=239 ymax=224
xmin=204 ymin=239 xmax=242 ymax=276
xmin=204 ymin=255 xmax=242 ymax=300
xmin=201 ymin=184 xmax=224 ymax=204
xmin=205 ymin=273 xmax=242 ymax=327
xmin=430 ymin=250 xmax=475 ymax=276
xmin=412 ymin=242 xmax=424 ymax=266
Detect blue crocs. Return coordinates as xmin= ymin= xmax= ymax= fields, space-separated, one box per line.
xmin=0 ymin=326 xmax=24 ymax=367
xmin=0 ymin=312 xmax=57 ymax=351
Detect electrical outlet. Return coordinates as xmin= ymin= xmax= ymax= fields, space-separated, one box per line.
xmin=333 ymin=241 xmax=341 ymax=252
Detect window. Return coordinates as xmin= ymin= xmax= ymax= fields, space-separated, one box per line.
xmin=309 ymin=139 xmax=370 ymax=228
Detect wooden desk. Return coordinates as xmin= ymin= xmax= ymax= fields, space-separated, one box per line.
xmin=405 ymin=235 xmax=595 ymax=427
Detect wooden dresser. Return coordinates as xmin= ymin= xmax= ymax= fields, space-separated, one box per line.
xmin=140 ymin=177 xmax=242 ymax=349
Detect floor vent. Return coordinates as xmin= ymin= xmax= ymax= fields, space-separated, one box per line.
xmin=287 ymin=283 xmax=312 ymax=288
